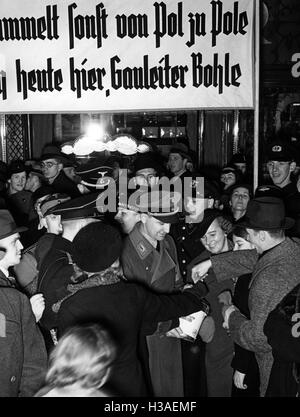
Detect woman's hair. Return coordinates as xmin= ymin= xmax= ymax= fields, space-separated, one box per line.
xmin=231 ymin=224 xmax=249 ymax=240
xmin=45 ymin=323 xmax=116 ymax=390
xmin=216 ymin=215 xmax=233 ymax=236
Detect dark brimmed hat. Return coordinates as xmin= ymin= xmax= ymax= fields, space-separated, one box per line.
xmin=135 ymin=190 xmax=181 ymax=224
xmin=0 ymin=209 xmax=27 ymax=240
xmin=26 ymin=166 xmax=45 ymax=179
xmin=7 ymin=160 xmax=27 ymax=177
xmin=76 ymin=162 xmax=114 ymax=189
xmin=40 ymin=145 xmax=73 ymax=166
xmin=72 ymin=222 xmax=122 ymax=272
xmin=230 ymin=153 xmax=246 ymax=165
xmin=240 ymin=196 xmax=294 ymax=230
xmin=133 ymin=152 xmax=160 ymax=173
xmin=169 ymin=143 xmax=190 ymax=160
xmin=266 ymin=140 xmax=295 ymax=162
xmin=197 ymin=209 xmax=223 ymax=238
xmin=40 ymin=193 xmax=71 ymax=217
xmin=49 ymin=192 xmax=104 ymax=221
xmin=221 ymin=165 xmax=237 ymax=175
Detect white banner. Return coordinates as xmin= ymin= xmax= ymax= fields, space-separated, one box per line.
xmin=0 ymin=0 xmax=254 ymax=113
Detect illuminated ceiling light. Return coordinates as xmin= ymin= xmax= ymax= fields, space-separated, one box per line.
xmin=106 ymin=141 xmax=118 ymax=152
xmin=61 ymin=143 xmax=74 ymax=155
xmin=86 ymin=122 xmax=105 ymax=141
xmin=137 ymin=142 xmax=151 ymax=153
xmin=112 ymin=133 xmax=138 ymax=155
xmin=94 ymin=141 xmax=107 ymax=152
xmin=73 ymin=135 xmax=95 ymax=156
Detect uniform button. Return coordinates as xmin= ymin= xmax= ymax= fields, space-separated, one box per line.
xmin=181 ymin=248 xmax=185 ymax=252
xmin=182 ymin=260 xmax=186 ymax=264
xmin=182 ymin=226 xmax=186 ymax=230
xmin=10 ymin=376 xmax=16 ymax=383
xmin=182 ymin=237 xmax=185 ymax=241
xmin=183 ymin=271 xmax=186 ymax=275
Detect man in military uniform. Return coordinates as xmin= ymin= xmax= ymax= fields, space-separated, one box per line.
xmin=169 ymin=176 xmax=221 ymax=397
xmin=266 ymin=139 xmax=300 ymax=236
xmin=36 ymin=193 xmax=104 ymax=349
xmin=121 ymin=189 xmax=185 ymax=397
xmin=170 ymin=176 xmax=221 ymax=281
xmin=114 ymin=188 xmax=143 ymax=235
xmin=167 ymin=143 xmax=192 ymax=180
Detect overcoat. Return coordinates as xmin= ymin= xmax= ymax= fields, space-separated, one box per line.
xmin=121 ymin=224 xmax=184 ymax=396
xmin=0 ymin=271 xmax=47 ymax=397
xmin=210 ymin=238 xmax=300 ymax=395
xmin=57 ymin=276 xmax=208 ymax=397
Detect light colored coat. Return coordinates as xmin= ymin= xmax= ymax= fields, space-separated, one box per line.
xmin=211 ymin=238 xmax=300 ymax=396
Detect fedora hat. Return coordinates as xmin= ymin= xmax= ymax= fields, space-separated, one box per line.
xmin=0 ymin=209 xmax=27 ymax=240
xmin=40 ymin=145 xmax=74 ymax=166
xmin=169 ymin=143 xmax=190 ymax=160
xmin=241 ymin=197 xmax=294 ymax=230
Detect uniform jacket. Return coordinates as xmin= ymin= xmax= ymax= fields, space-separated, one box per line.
xmin=210 ymin=238 xmax=300 ymax=396
xmin=121 ymin=224 xmax=184 ymax=396
xmin=0 ymin=271 xmax=47 ymax=397
xmin=57 ymin=275 xmax=208 ymax=397
xmin=122 ymin=224 xmax=183 ymax=292
xmin=170 ymin=219 xmax=205 ymax=280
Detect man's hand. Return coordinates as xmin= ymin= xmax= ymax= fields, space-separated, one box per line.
xmin=221 ymin=304 xmax=236 ymax=330
xmin=30 ymin=293 xmax=45 ymax=323
xmin=233 ymin=370 xmax=247 ymax=390
xmin=191 ymin=259 xmax=212 ymax=283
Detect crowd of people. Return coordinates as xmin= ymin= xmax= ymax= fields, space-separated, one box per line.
xmin=0 ymin=135 xmax=299 ymax=397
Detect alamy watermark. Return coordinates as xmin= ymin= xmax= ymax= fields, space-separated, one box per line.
xmin=90 ymin=169 xmax=207 ymax=223
xmin=291 ymin=313 xmax=300 ymax=338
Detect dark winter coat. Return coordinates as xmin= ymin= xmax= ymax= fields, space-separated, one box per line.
xmin=57 ymin=276 xmax=208 ymax=397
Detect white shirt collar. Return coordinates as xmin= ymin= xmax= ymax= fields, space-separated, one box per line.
xmin=0 ymin=266 xmax=9 ymax=277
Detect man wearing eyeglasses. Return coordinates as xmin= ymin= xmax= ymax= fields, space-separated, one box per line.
xmin=40 ymin=148 xmax=82 ymax=199
xmin=266 ymin=138 xmax=300 ymax=236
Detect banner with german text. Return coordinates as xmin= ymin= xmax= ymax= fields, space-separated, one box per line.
xmin=0 ymin=0 xmax=255 ymax=113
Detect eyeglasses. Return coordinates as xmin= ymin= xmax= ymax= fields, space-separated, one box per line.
xmin=40 ymin=162 xmax=59 ymax=169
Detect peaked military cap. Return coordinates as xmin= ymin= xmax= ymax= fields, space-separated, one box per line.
xmin=76 ymin=161 xmax=114 ymax=189
xmin=135 ymin=189 xmax=181 ymax=224
xmin=49 ymin=192 xmax=104 ymax=221
xmin=40 ymin=193 xmax=71 ymax=217
xmin=266 ymin=140 xmax=295 ymax=162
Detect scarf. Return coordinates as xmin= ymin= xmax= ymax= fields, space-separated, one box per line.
xmin=52 ymin=265 xmax=124 ymax=314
